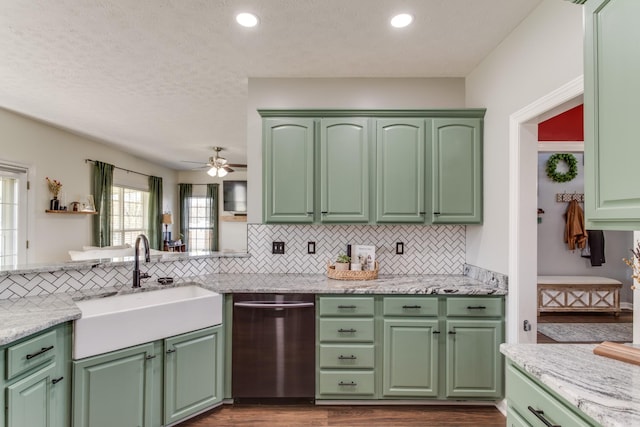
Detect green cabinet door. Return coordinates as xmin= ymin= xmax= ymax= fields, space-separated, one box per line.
xmin=320 ymin=118 xmax=369 ymax=222
xmin=6 ymin=363 xmax=58 ymax=427
xmin=263 ymin=118 xmax=315 ymax=223
xmin=382 ymin=319 xmax=439 ymax=397
xmin=164 ymin=326 xmax=224 ymax=425
xmin=584 ymin=0 xmax=640 ymax=229
xmin=73 ymin=343 xmax=156 ymax=427
xmin=431 ymin=118 xmax=482 ymax=224
xmin=376 ymin=119 xmax=427 ymax=223
xmin=445 ymin=319 xmax=502 ymax=399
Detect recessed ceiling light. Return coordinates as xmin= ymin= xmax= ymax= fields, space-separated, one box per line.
xmin=236 ymin=12 xmax=259 ymax=28
xmin=390 ymin=13 xmax=413 ymax=28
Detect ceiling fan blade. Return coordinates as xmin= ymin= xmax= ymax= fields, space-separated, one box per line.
xmin=181 ymin=160 xmax=207 ymax=165
xmin=223 ymin=166 xmax=234 ymax=173
xmin=227 ymin=163 xmax=247 ymax=168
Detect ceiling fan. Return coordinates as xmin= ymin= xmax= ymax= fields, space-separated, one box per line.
xmin=183 ymin=147 xmax=246 ymax=177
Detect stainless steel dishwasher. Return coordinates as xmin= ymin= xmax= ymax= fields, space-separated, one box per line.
xmin=232 ymin=293 xmax=315 ymax=402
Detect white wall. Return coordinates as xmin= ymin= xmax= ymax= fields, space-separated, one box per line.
xmin=465 ymin=0 xmax=584 ymax=274
xmin=176 ymin=170 xmax=248 ymax=252
xmin=246 ymin=78 xmax=466 ymax=223
xmin=0 ymin=107 xmax=178 ymax=263
xmin=537 ymin=153 xmax=633 ymax=303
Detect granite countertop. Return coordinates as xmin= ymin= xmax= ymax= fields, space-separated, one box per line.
xmin=501 ymin=343 xmax=640 ymax=427
xmin=0 ymin=273 xmax=505 ymax=346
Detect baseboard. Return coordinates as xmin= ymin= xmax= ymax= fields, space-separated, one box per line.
xmin=621 ymin=302 xmax=633 ymax=311
xmin=315 ymin=399 xmax=499 ymax=406
xmin=495 ymin=398 xmax=507 ymax=416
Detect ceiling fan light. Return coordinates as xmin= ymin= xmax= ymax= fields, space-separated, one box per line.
xmin=207 ymin=167 xmax=218 ymax=177
xmin=217 ymin=168 xmax=228 ymax=178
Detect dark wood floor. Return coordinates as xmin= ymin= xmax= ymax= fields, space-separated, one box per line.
xmin=179 ymin=404 xmax=506 ymax=427
xmin=537 ymin=310 xmax=633 ymax=343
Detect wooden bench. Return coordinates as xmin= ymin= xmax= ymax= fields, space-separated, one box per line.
xmin=537 ymin=276 xmax=622 ymax=316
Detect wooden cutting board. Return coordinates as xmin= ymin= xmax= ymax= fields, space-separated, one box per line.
xmin=593 ymin=341 xmax=640 ymax=366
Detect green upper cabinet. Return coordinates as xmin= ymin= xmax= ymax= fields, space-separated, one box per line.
xmin=584 ymin=0 xmax=640 ymax=230
xmin=431 ymin=118 xmax=482 ymax=224
xmin=263 ymin=118 xmax=315 ymax=223
xmin=375 ymin=119 xmax=427 ymax=223
xmin=320 ymin=118 xmax=370 ymax=222
xmin=260 ymin=110 xmax=484 ymax=225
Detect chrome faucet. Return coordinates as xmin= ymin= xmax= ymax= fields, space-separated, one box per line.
xmin=133 ymin=234 xmax=151 ymax=288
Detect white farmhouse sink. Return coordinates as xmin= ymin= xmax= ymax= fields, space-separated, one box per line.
xmin=73 ymin=285 xmax=222 ymax=359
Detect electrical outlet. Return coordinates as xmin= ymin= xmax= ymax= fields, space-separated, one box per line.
xmin=523 ymin=320 xmax=532 ymax=332
xmin=272 ymin=241 xmax=285 ymax=254
xmin=307 ymin=241 xmax=316 ymax=254
xmin=396 ymin=242 xmax=404 ymax=255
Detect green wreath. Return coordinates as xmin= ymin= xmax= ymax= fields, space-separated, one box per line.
xmin=546 ymin=153 xmax=578 ymax=183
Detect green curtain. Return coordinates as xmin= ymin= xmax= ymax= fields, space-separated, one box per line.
xmin=178 ymin=183 xmax=192 ymax=249
xmin=148 ymin=176 xmax=163 ymax=250
xmin=91 ymin=161 xmax=114 ymax=247
xmin=206 ymin=183 xmax=219 ymax=251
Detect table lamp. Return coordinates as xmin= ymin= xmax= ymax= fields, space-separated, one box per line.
xmin=162 ymin=213 xmax=172 ymax=242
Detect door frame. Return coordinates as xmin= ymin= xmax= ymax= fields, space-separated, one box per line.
xmin=507 ymin=76 xmax=584 ymax=343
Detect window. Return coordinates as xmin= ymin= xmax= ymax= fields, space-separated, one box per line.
xmin=0 ymin=164 xmax=28 ymax=267
xmin=111 ymin=186 xmax=149 ymax=246
xmin=187 ymin=196 xmax=214 ymax=251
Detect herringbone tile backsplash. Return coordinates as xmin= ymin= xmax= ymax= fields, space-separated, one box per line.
xmin=220 ymin=224 xmax=465 ymax=275
xmin=0 ymin=224 xmax=465 ymax=299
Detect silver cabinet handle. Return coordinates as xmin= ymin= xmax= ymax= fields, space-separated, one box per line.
xmin=234 ymin=302 xmax=314 ymax=309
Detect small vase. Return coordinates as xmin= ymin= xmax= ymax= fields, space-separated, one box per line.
xmin=50 ymin=197 xmax=59 ymax=211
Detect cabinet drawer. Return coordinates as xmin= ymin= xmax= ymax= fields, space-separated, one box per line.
xmin=6 ymin=329 xmax=58 ymax=380
xmin=446 ymin=297 xmax=503 ymax=317
xmin=319 ymin=319 xmax=375 ymax=342
xmin=318 ymin=296 xmax=375 ymax=316
xmin=319 ymin=344 xmax=375 ymax=369
xmin=383 ymin=297 xmax=438 ymax=316
xmin=507 ymin=363 xmax=593 ymax=427
xmin=318 ymin=370 xmax=375 ymax=395
xmin=506 ymin=407 xmax=530 ymax=427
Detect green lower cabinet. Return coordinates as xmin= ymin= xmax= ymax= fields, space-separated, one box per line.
xmin=445 ymin=319 xmax=502 ymax=399
xmin=73 ymin=325 xmax=223 ymax=427
xmin=164 ymin=326 xmax=224 ymax=425
xmin=6 ymin=363 xmax=58 ymax=427
xmin=382 ymin=319 xmax=439 ymax=397
xmin=73 ymin=343 xmax=156 ymax=427
xmin=1 ymin=323 xmax=71 ymax=427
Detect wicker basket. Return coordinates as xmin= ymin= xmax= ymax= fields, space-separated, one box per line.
xmin=327 ymin=261 xmax=379 ymax=281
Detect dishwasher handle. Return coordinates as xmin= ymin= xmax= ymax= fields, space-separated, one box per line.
xmin=234 ymin=301 xmax=315 ymax=309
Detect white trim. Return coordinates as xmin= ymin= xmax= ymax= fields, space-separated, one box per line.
xmin=621 ymin=302 xmax=633 ymax=311
xmin=537 ymin=141 xmax=584 ymax=152
xmin=508 ymin=75 xmax=584 ymax=344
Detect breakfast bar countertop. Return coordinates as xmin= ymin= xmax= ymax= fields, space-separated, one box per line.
xmin=501 ymin=343 xmax=640 ymax=427
xmin=0 ymin=273 xmax=506 ymax=346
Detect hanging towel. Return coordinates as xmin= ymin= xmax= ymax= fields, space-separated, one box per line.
xmin=564 ymin=199 xmax=588 ymax=250
xmin=582 ymin=230 xmax=606 ymax=266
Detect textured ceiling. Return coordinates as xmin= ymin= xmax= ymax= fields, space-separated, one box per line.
xmin=0 ymin=0 xmax=542 ymax=169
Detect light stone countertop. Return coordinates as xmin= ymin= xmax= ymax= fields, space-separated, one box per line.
xmin=0 ymin=273 xmax=505 ymax=346
xmin=501 ymin=343 xmax=640 ymax=427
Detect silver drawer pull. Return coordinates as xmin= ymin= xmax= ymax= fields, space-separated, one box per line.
xmin=527 ymin=406 xmax=561 ymax=427
xmin=338 ymin=355 xmax=357 ymax=360
xmin=338 ymin=328 xmax=357 ymax=333
xmin=26 ymin=345 xmax=54 ymax=360
xmin=338 ymin=381 xmax=357 ymax=386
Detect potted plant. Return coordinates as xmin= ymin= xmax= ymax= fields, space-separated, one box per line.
xmin=335 ymin=254 xmax=351 ymax=271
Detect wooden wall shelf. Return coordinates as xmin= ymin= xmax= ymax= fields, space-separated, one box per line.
xmin=45 ymin=210 xmax=98 ymax=215
xmin=220 ymin=215 xmax=247 ymax=222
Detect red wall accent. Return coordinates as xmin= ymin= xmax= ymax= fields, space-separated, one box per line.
xmin=538 ymin=104 xmax=583 ymax=141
